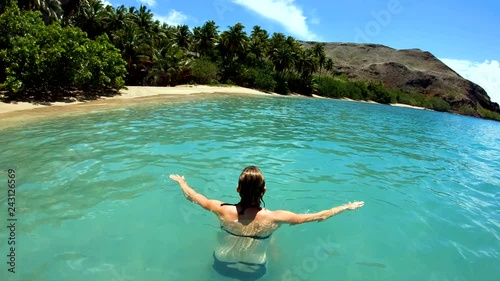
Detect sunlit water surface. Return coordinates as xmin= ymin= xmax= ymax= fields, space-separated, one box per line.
xmin=1 ymin=95 xmax=499 ymax=281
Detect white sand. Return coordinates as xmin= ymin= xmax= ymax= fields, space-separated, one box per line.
xmin=318 ymin=96 xmax=429 ymax=110
xmin=0 ymin=85 xmax=278 ymax=130
xmin=0 ymin=86 xmax=430 ymax=130
xmin=0 ymin=85 xmax=273 ymax=114
xmin=390 ymin=103 xmax=428 ymax=110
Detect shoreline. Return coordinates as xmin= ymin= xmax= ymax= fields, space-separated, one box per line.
xmin=312 ymin=94 xmax=429 ymax=110
xmin=0 ymin=85 xmax=275 ymax=114
xmin=0 ymin=86 xmax=430 ymax=130
xmin=0 ymin=85 xmax=278 ymax=130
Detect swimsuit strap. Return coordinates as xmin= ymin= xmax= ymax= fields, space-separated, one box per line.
xmin=220 ymin=226 xmax=272 ymax=240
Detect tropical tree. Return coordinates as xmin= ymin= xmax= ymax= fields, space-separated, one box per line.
xmin=219 ymin=23 xmax=248 ymax=60
xmin=175 ymin=24 xmax=193 ymax=51
xmin=131 ymin=4 xmax=153 ymax=32
xmin=0 ymin=7 xmax=125 ymax=98
xmin=60 ymin=0 xmax=84 ymax=24
xmin=192 ymin=20 xmax=219 ymax=59
xmin=218 ymin=23 xmax=248 ymax=81
xmin=312 ymin=42 xmax=326 ymax=79
xmin=269 ymin=32 xmax=286 ymax=52
xmin=299 ymin=49 xmax=319 ymax=92
xmin=270 ymin=46 xmax=295 ymax=74
xmin=296 ymin=49 xmax=318 ymax=77
xmin=111 ymin=21 xmax=149 ymax=84
xmin=325 ymin=57 xmax=334 ymax=74
xmin=17 ymin=0 xmax=62 ymax=23
xmin=247 ymin=25 xmax=269 ymax=67
xmin=101 ymin=4 xmax=129 ymax=34
xmin=146 ymin=41 xmax=188 ymax=86
xmin=74 ymin=0 xmax=105 ymax=38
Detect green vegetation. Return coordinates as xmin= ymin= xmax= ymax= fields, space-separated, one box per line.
xmin=457 ymin=106 xmax=478 ymax=117
xmin=478 ymin=107 xmax=500 ymax=121
xmin=0 ymin=0 xmax=496 ymax=122
xmin=314 ymin=76 xmax=451 ymax=112
xmin=0 ymin=3 xmax=126 ymax=101
xmin=0 ymin=0 xmax=397 ymax=101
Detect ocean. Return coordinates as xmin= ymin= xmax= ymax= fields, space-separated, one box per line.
xmin=0 ymin=95 xmax=499 ymax=281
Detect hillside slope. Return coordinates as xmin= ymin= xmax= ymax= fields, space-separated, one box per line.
xmin=301 ymin=42 xmax=500 ymax=116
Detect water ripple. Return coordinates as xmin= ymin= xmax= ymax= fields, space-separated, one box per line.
xmin=0 ymin=96 xmax=499 ymax=281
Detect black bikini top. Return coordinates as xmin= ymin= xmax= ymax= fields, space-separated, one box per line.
xmin=220 ymin=226 xmax=272 ymax=240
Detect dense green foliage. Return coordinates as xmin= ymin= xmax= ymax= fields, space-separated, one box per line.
xmin=190 ymin=59 xmax=218 ymax=85
xmin=2 ymin=0 xmax=494 ymax=122
xmin=314 ymin=76 xmax=452 ymax=112
xmin=478 ymin=107 xmax=500 ymax=121
xmin=0 ymin=3 xmax=126 ymax=100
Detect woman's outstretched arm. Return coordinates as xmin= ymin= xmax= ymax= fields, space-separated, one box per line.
xmin=272 ymin=201 xmax=364 ymax=225
xmin=169 ymin=174 xmax=223 ymax=214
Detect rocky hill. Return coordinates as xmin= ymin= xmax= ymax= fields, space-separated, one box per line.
xmin=301 ymin=42 xmax=500 ymax=116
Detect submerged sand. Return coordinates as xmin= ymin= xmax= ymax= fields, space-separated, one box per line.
xmin=0 ymin=85 xmax=276 ymax=130
xmin=0 ymin=85 xmax=428 ymax=130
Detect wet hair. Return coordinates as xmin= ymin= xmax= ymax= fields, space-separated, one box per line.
xmin=220 ymin=166 xmax=267 ymax=214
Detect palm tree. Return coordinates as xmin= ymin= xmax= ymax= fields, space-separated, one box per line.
xmin=18 ymin=0 xmax=62 ymax=23
xmin=60 ymin=0 xmax=84 ymax=24
xmin=147 ymin=41 xmax=188 ymax=86
xmin=101 ymin=5 xmax=128 ymax=34
xmin=296 ymin=49 xmax=318 ymax=77
xmin=175 ymin=24 xmax=193 ymax=51
xmin=325 ymin=58 xmax=334 ymax=75
xmin=312 ymin=43 xmax=326 ymax=79
xmin=270 ymin=46 xmax=295 ymax=74
xmin=192 ymin=20 xmax=219 ymax=59
xmin=269 ymin=32 xmax=287 ymax=53
xmin=218 ymin=23 xmax=249 ymax=82
xmin=74 ymin=0 xmax=105 ymax=38
xmin=112 ymin=21 xmax=149 ymax=84
xmin=132 ymin=5 xmax=153 ymax=32
xmin=219 ymin=23 xmax=248 ymax=57
xmin=295 ymin=49 xmax=319 ymax=95
xmin=248 ymin=25 xmax=269 ymax=66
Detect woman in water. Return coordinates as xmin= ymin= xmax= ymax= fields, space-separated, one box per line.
xmin=169 ymin=166 xmax=364 ymax=280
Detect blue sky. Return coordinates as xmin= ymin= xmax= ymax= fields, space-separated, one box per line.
xmin=107 ymin=0 xmax=500 ymax=103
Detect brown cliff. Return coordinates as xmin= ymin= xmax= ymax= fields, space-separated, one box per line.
xmin=301 ymin=42 xmax=500 ymax=116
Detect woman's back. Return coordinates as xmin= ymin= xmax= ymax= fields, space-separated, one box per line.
xmin=215 ymin=205 xmax=279 ymax=264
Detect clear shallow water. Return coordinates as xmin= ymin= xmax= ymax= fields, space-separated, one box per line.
xmin=1 ymin=95 xmax=499 ymax=281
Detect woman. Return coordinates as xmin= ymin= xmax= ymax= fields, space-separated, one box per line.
xmin=169 ymin=166 xmax=364 ymax=280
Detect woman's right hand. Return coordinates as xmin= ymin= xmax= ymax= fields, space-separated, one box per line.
xmin=345 ymin=201 xmax=365 ymax=210
xmin=169 ymin=174 xmax=186 ymax=183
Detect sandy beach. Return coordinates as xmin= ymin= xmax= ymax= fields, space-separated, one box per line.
xmin=0 ymin=85 xmax=276 ymax=130
xmin=0 ymin=85 xmax=272 ymax=114
xmin=0 ymin=86 xmax=429 ymax=130
xmin=389 ymin=103 xmax=429 ymax=110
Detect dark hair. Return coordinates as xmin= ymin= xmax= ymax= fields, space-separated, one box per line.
xmin=237 ymin=166 xmax=266 ymax=214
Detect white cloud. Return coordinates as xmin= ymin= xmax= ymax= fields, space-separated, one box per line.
xmin=102 ymin=0 xmax=112 ymax=7
xmin=441 ymin=58 xmax=500 ymax=104
xmin=137 ymin=0 xmax=156 ymax=7
xmin=232 ymin=0 xmax=318 ymax=40
xmin=155 ymin=10 xmax=188 ymax=26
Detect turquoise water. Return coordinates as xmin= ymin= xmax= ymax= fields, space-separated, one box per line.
xmin=1 ymin=95 xmax=499 ymax=281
